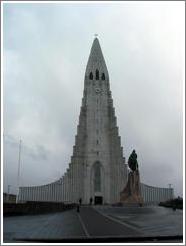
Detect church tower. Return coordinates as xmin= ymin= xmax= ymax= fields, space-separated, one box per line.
xmin=69 ymin=37 xmax=128 ymax=204
xmin=18 ymin=38 xmax=174 ymax=205
xmin=18 ymin=37 xmax=128 ymax=205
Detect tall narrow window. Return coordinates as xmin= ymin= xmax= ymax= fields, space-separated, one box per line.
xmin=101 ymin=73 xmax=105 ymax=80
xmin=96 ymin=69 xmax=99 ymax=80
xmin=89 ymin=72 xmax=93 ymax=80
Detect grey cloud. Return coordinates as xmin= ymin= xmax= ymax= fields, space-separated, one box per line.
xmin=3 ymin=2 xmax=184 ymax=196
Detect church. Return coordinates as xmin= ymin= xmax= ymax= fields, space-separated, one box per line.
xmin=18 ymin=38 xmax=173 ymax=205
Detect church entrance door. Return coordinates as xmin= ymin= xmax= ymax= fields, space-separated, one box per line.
xmin=94 ymin=196 xmax=103 ymax=205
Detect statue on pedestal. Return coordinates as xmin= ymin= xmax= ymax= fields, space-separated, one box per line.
xmin=120 ymin=149 xmax=143 ymax=205
xmin=128 ymin=150 xmax=138 ymax=171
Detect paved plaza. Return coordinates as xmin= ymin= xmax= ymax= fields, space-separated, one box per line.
xmin=94 ymin=205 xmax=183 ymax=237
xmin=3 ymin=206 xmax=183 ymax=243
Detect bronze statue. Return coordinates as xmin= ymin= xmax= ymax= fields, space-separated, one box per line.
xmin=128 ymin=150 xmax=138 ymax=171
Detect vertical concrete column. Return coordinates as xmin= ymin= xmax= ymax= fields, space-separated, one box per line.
xmin=74 ymin=164 xmax=77 ymax=202
xmin=62 ymin=178 xmax=64 ymax=202
xmin=160 ymin=188 xmax=163 ymax=202
xmin=155 ymin=187 xmax=157 ymax=203
xmin=32 ymin=187 xmax=34 ymax=201
xmin=48 ymin=184 xmax=52 ymax=202
xmin=152 ymin=187 xmax=154 ymax=204
xmin=33 ymin=187 xmax=35 ymax=201
xmin=157 ymin=188 xmax=159 ymax=203
xmin=69 ymin=171 xmax=72 ymax=202
xmin=44 ymin=185 xmax=47 ymax=201
xmin=49 ymin=184 xmax=51 ymax=201
xmin=26 ymin=187 xmax=29 ymax=201
xmin=56 ymin=183 xmax=59 ymax=202
xmin=63 ymin=176 xmax=65 ymax=202
xmin=146 ymin=187 xmax=149 ymax=204
xmin=36 ymin=186 xmax=39 ymax=201
xmin=43 ymin=186 xmax=45 ymax=201
xmin=67 ymin=175 xmax=69 ymax=202
xmin=38 ymin=186 xmax=41 ymax=201
xmin=59 ymin=181 xmax=62 ymax=202
xmin=67 ymin=174 xmax=69 ymax=202
xmin=64 ymin=175 xmax=67 ymax=202
xmin=57 ymin=182 xmax=60 ymax=202
xmin=71 ymin=165 xmax=74 ymax=202
xmin=62 ymin=179 xmax=64 ymax=201
xmin=47 ymin=185 xmax=49 ymax=201
xmin=29 ymin=187 xmax=32 ymax=201
xmin=22 ymin=188 xmax=24 ymax=201
xmin=24 ymin=188 xmax=27 ymax=201
xmin=46 ymin=185 xmax=49 ymax=201
xmin=54 ymin=183 xmax=56 ymax=202
xmin=164 ymin=188 xmax=166 ymax=201
xmin=29 ymin=187 xmax=31 ymax=201
xmin=21 ymin=188 xmax=24 ymax=201
xmin=51 ymin=183 xmax=53 ymax=201
xmin=18 ymin=188 xmax=21 ymax=201
xmin=34 ymin=187 xmax=36 ymax=201
xmin=50 ymin=184 xmax=52 ymax=201
xmin=41 ymin=186 xmax=43 ymax=201
xmin=51 ymin=183 xmax=54 ymax=201
xmin=40 ymin=186 xmax=42 ymax=201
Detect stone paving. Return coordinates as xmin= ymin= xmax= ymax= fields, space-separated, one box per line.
xmin=3 ymin=205 xmax=183 ymax=243
xmin=3 ymin=209 xmax=86 ymax=242
xmin=94 ymin=205 xmax=183 ymax=237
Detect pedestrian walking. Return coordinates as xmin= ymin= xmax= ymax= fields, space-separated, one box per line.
xmin=77 ymin=204 xmax=80 ymax=213
xmin=89 ymin=197 xmax=93 ymax=205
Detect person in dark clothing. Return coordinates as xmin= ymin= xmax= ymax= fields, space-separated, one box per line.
xmin=77 ymin=204 xmax=80 ymax=213
xmin=79 ymin=198 xmax=82 ymax=206
xmin=89 ymin=197 xmax=93 ymax=205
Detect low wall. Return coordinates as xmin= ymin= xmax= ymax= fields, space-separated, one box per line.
xmin=3 ymin=201 xmax=76 ymax=216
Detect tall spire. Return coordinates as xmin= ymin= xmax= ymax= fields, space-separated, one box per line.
xmin=85 ymin=38 xmax=109 ymax=80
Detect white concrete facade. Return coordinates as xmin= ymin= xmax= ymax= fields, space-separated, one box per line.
xmin=140 ymin=183 xmax=174 ymax=205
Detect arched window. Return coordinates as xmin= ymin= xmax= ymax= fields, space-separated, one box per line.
xmin=101 ymin=73 xmax=105 ymax=80
xmin=89 ymin=72 xmax=93 ymax=80
xmin=96 ymin=69 xmax=99 ymax=80
xmin=94 ymin=162 xmax=101 ymax=192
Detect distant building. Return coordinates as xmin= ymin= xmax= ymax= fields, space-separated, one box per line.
xmin=18 ymin=38 xmax=174 ymax=205
xmin=3 ymin=193 xmax=16 ymax=204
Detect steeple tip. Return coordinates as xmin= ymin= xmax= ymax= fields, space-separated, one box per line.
xmin=85 ymin=36 xmax=109 ymax=80
xmin=93 ymin=34 xmax=100 ymax=43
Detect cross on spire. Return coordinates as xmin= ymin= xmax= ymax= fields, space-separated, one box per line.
xmin=94 ymin=34 xmax=98 ymax=38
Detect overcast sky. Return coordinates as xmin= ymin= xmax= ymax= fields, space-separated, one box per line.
xmin=3 ymin=2 xmax=184 ymax=197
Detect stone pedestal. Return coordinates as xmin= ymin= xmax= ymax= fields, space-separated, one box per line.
xmin=120 ymin=170 xmax=143 ymax=205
